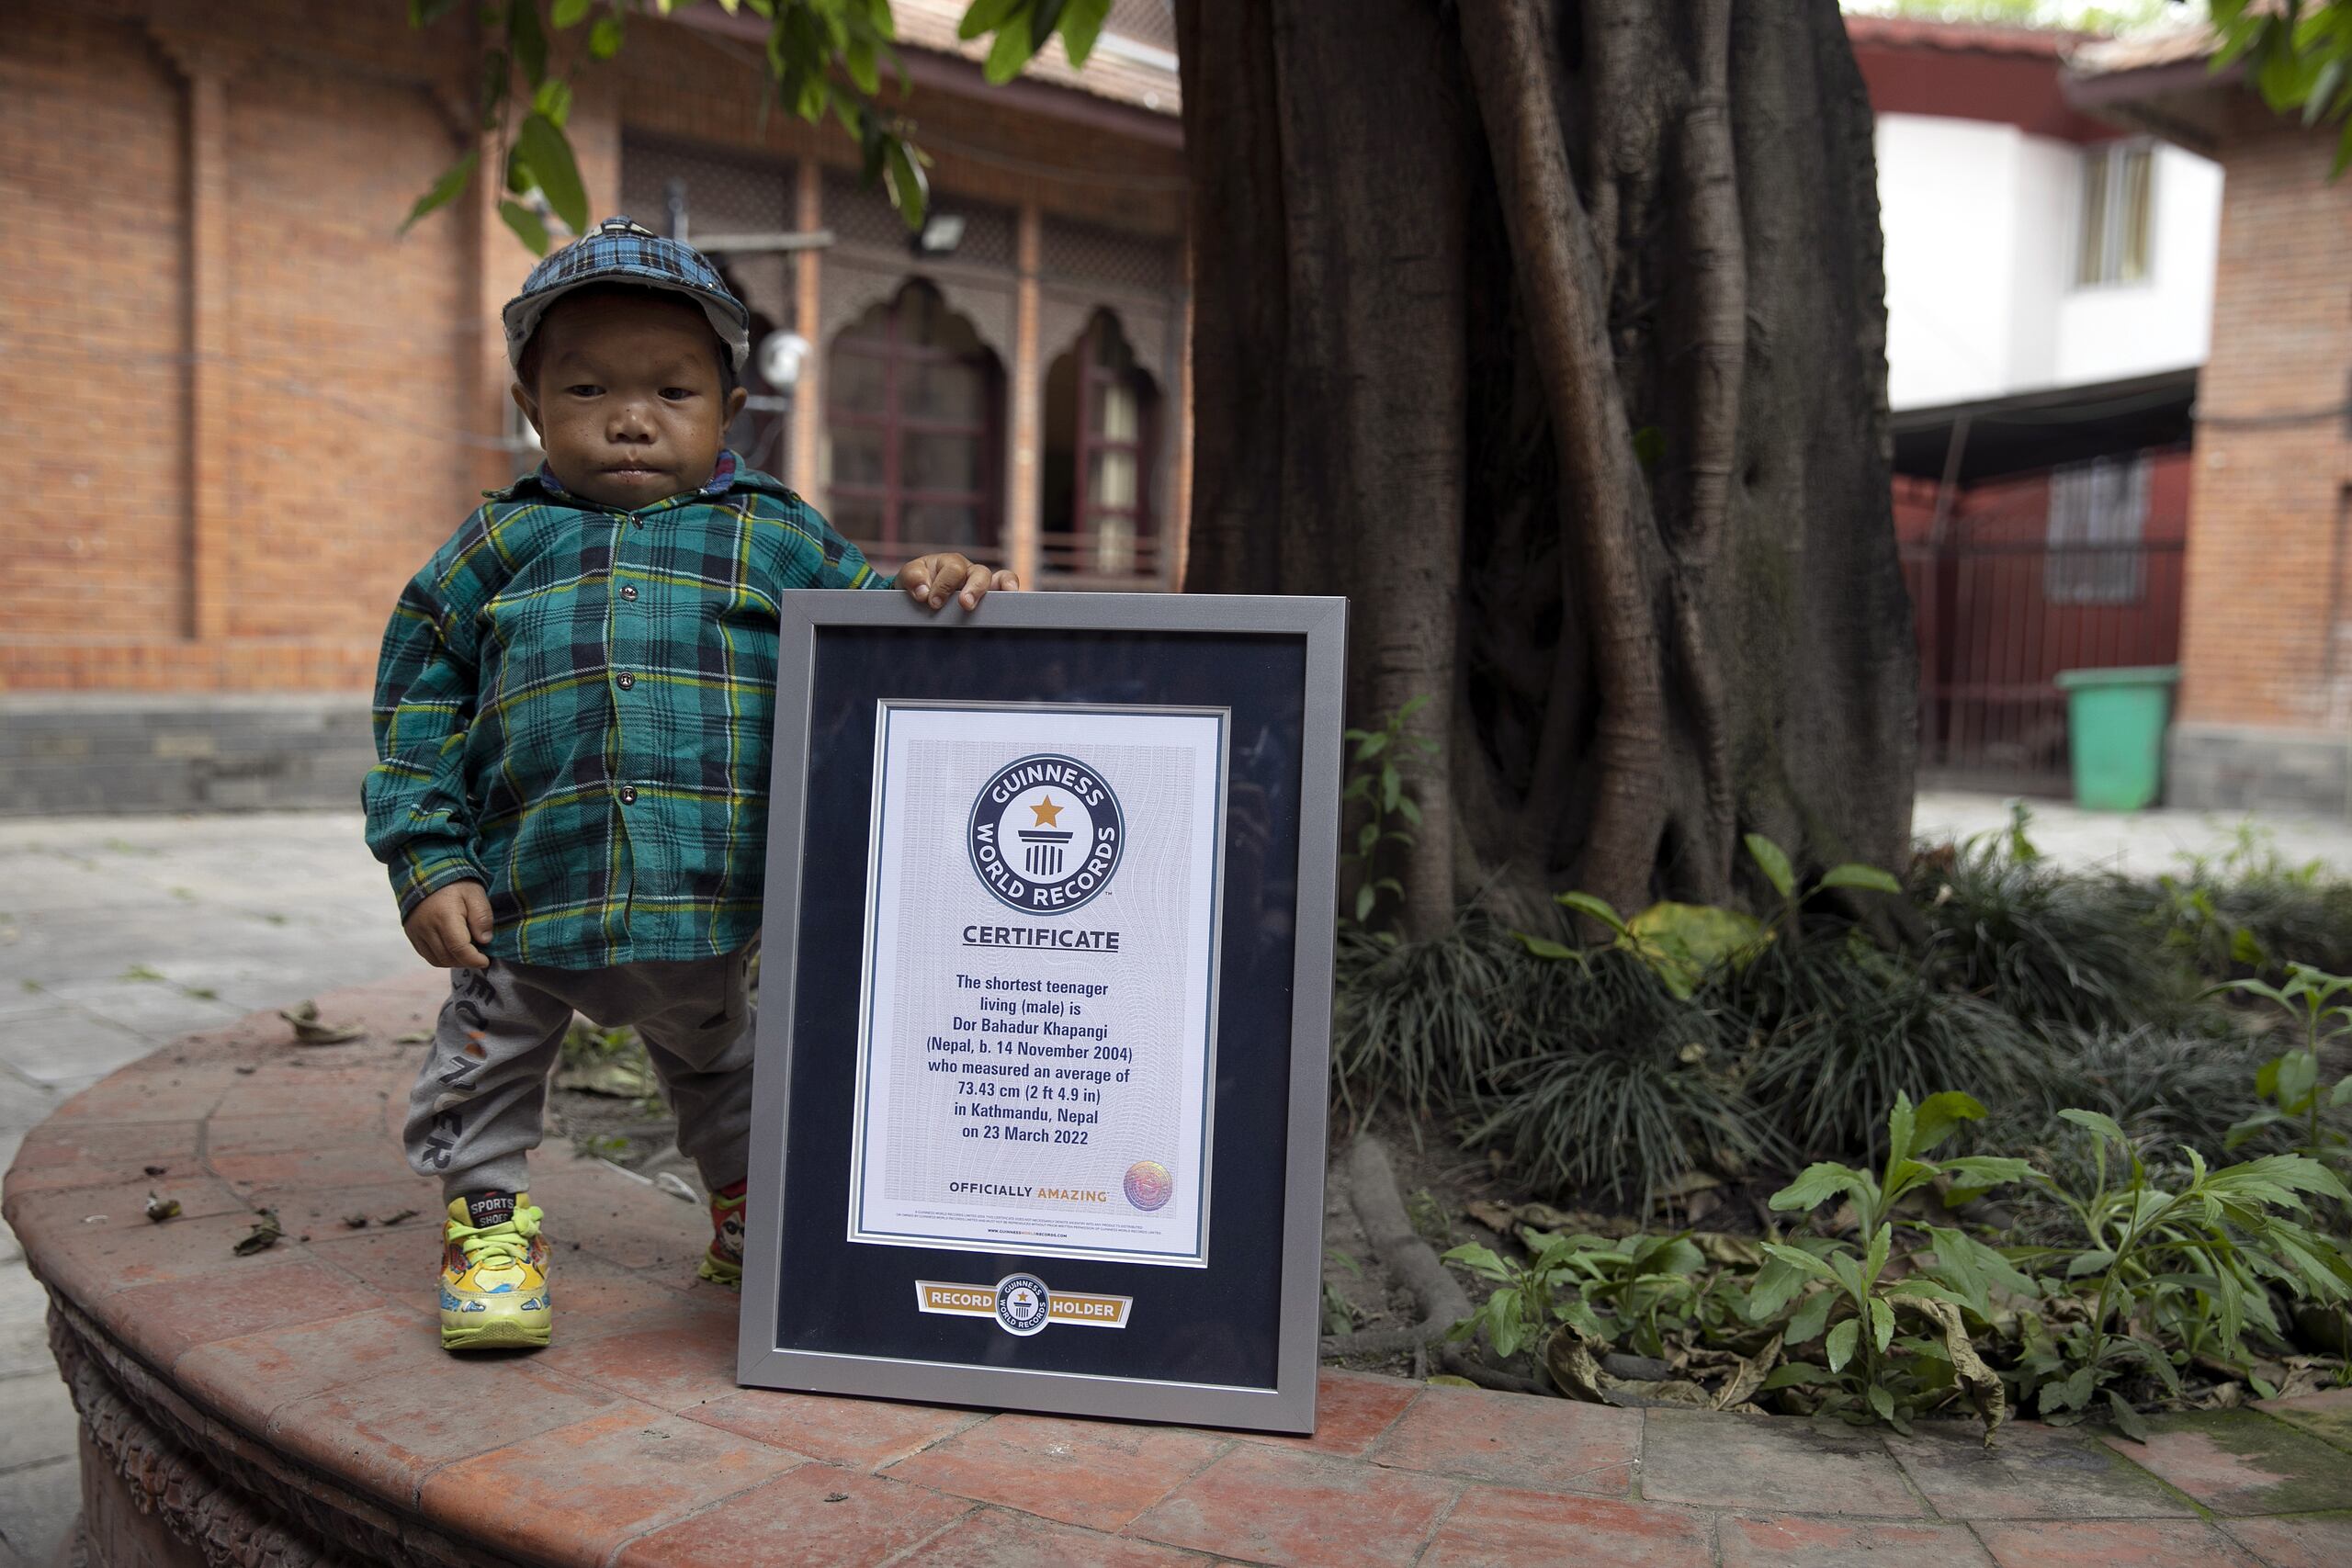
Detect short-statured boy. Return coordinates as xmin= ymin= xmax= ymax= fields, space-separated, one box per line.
xmin=365 ymin=217 xmax=1016 ymax=1350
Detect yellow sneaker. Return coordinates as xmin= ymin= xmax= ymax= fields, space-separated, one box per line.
xmin=697 ymin=1179 xmax=745 ymax=1289
xmin=439 ymin=1191 xmax=551 ymax=1351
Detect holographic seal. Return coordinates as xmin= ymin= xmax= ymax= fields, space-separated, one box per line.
xmin=1124 ymin=1159 xmax=1173 ymax=1212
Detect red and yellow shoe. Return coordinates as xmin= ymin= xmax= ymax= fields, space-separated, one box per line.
xmin=439 ymin=1191 xmax=551 ymax=1351
xmin=697 ymin=1179 xmax=745 ymax=1289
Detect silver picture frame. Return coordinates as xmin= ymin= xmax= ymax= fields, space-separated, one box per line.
xmin=737 ymin=589 xmax=1346 ymax=1434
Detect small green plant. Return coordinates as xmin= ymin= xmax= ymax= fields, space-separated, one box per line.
xmin=2007 ymin=1110 xmax=2352 ymax=1436
xmin=1441 ymin=1231 xmax=1704 ymax=1363
xmin=558 ymin=1021 xmax=656 ymax=1099
xmin=1520 ymin=833 xmax=1898 ymax=1000
xmin=1321 ymin=1248 xmax=1363 ymax=1337
xmin=121 ymin=964 xmax=165 ymax=983
xmin=1749 ymin=1091 xmax=2036 ymax=1435
xmin=2218 ymin=962 xmax=2352 ymax=1168
xmin=1340 ymin=696 xmax=1436 ymax=931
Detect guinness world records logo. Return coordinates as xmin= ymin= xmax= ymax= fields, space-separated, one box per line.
xmin=994 ymin=1272 xmax=1053 ymax=1337
xmin=967 ymin=753 xmax=1125 ymax=914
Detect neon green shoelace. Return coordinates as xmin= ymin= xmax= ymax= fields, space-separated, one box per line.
xmin=451 ymin=1203 xmax=544 ymax=1272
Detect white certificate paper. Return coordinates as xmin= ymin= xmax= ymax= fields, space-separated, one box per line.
xmin=845 ymin=703 xmax=1228 ymax=1268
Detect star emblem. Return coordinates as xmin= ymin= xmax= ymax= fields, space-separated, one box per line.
xmin=1030 ymin=795 xmax=1065 ymax=829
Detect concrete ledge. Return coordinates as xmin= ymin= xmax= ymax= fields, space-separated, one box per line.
xmin=2167 ymin=720 xmax=2352 ymax=821
xmin=0 ymin=694 xmax=374 ymax=817
xmin=6 ymin=976 xmax=2352 ymax=1566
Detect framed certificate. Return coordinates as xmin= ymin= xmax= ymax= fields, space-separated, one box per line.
xmin=737 ymin=591 xmax=1344 ymax=1434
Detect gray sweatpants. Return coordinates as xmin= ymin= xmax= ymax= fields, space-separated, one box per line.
xmin=404 ymin=952 xmax=756 ymax=1199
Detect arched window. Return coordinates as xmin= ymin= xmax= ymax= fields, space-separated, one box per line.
xmin=828 ymin=283 xmax=1003 ymax=562
xmin=1043 ymin=312 xmax=1158 ymax=580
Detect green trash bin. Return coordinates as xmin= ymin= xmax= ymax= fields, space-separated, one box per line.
xmin=2053 ymin=665 xmax=2178 ymax=812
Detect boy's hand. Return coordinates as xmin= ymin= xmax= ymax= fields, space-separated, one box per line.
xmin=404 ymin=882 xmax=494 ymax=970
xmin=900 ymin=554 xmax=1020 ymax=611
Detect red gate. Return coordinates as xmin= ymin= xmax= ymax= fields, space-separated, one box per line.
xmin=1899 ymin=455 xmax=2188 ymax=795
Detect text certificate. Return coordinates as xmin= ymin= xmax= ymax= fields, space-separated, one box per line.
xmin=844 ymin=703 xmax=1228 ymax=1268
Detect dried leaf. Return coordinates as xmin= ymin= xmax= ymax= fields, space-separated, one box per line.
xmin=278 ymin=1000 xmax=364 ymax=1046
xmin=343 ymin=1213 xmax=371 ymax=1229
xmin=142 ymin=1164 xmax=168 ymax=1177
xmin=395 ymin=1030 xmax=434 ymax=1044
xmin=233 ymin=1209 xmax=284 ymax=1256
xmin=1464 ymin=1199 xmax=1519 ymax=1234
xmin=1694 ymin=1232 xmax=1765 ymax=1267
xmin=1715 ymin=1333 xmax=1783 ymax=1411
xmin=1544 ymin=1329 xmax=1611 ymax=1404
xmin=378 ymin=1208 xmax=420 ymax=1227
xmin=1895 ymin=1293 xmax=2006 ymax=1443
xmin=144 ymin=1192 xmax=181 ymax=1224
xmin=1425 ymin=1374 xmax=1479 ymax=1388
xmin=555 ymin=1055 xmax=656 ymax=1098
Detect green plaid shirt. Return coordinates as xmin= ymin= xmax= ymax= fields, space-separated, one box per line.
xmin=364 ymin=452 xmax=891 ymax=968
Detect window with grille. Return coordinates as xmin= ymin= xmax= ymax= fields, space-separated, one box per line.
xmin=1042 ymin=313 xmax=1159 ymax=579
xmin=2077 ymin=140 xmax=2154 ymax=288
xmin=2044 ymin=455 xmax=2149 ymax=604
xmin=827 ymin=283 xmax=1003 ymax=564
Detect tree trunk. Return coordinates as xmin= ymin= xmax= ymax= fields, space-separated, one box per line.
xmin=1174 ymin=0 xmax=1914 ymax=922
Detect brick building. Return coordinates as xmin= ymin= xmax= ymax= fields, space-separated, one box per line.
xmin=0 ymin=0 xmax=1188 ymax=812
xmin=2072 ymin=30 xmax=2352 ymax=818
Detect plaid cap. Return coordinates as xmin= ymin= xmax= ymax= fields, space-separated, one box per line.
xmin=501 ymin=215 xmax=752 ymax=372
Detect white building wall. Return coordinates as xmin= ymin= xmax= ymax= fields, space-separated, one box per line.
xmin=1876 ymin=111 xmax=2221 ymax=412
xmin=2052 ymin=141 xmax=2221 ymax=386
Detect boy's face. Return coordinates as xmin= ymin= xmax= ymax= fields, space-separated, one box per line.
xmin=512 ymin=290 xmax=749 ymax=513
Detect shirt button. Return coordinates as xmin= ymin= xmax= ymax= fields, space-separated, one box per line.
xmin=616 ymin=672 xmax=636 ymax=690
xmin=618 ymin=784 xmax=638 ymax=806
xmin=620 ymin=584 xmax=638 ymax=601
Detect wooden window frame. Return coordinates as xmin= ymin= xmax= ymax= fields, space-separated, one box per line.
xmin=829 ymin=285 xmax=1004 ymax=563
xmin=1058 ymin=312 xmax=1158 ymax=580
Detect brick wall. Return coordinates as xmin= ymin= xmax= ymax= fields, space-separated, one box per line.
xmin=2177 ymin=105 xmax=2352 ymax=735
xmin=0 ymin=0 xmax=1185 ymax=705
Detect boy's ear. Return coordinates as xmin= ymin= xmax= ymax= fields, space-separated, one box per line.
xmin=723 ymin=386 xmax=749 ymax=425
xmin=509 ymin=381 xmax=543 ymax=438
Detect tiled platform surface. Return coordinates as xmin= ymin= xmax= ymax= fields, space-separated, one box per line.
xmin=6 ymin=973 xmax=2350 ymax=1567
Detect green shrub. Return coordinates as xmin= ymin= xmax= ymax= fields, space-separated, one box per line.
xmin=2021 ymin=1026 xmax=2267 ymax=1161
xmin=1459 ymin=947 xmax=1760 ymax=1207
xmin=1921 ymin=848 xmax=2194 ymax=1032
xmin=1744 ymin=939 xmax=2042 ymax=1159
xmin=1330 ymin=912 xmax=1526 ymax=1116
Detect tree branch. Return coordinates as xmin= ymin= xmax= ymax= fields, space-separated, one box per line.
xmin=1461 ymin=0 xmax=1666 ymax=913
xmin=1664 ymin=0 xmax=1745 ymax=896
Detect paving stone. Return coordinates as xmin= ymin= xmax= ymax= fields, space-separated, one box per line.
xmin=1125 ymin=1443 xmax=1458 ymax=1567
xmin=1419 ymin=1486 xmax=1713 ymax=1568
xmin=1719 ymin=1515 xmax=1994 ymax=1567
xmin=611 ymin=1465 xmax=975 ymax=1567
xmin=530 ymin=1303 xmax=744 ymax=1411
xmin=2221 ymin=1510 xmax=2352 ymax=1568
xmin=1367 ymin=1381 xmax=1640 ymax=1495
xmin=0 ymin=1008 xmax=157 ymax=1087
xmin=3 ymin=1118 xmax=206 ymax=1199
xmin=175 ymin=1305 xmax=452 ymax=1435
xmin=1971 ymin=1517 xmax=2264 ymax=1567
xmin=269 ymin=1360 xmax=629 ymax=1506
xmin=893 ymin=1506 xmax=1213 ymax=1565
xmin=0 ymin=1453 xmax=78 ymax=1566
xmin=1884 ymin=1418 xmax=2195 ymax=1520
xmin=2105 ymin=1409 xmax=2352 ymax=1517
xmin=1228 ymin=1370 xmax=1419 ymax=1460
xmin=2256 ymin=1388 xmax=2352 ymax=1455
xmin=885 ymin=1412 xmax=1228 ymax=1533
xmin=108 ymin=1258 xmax=389 ymax=1367
xmin=685 ymin=1387 xmax=986 ymax=1472
xmin=0 ymin=1262 xmax=56 ymax=1380
xmin=1638 ymin=1409 xmax=1928 ymax=1517
xmin=0 ymin=1366 xmax=76 ymax=1472
xmin=420 ymin=1408 xmax=806 ymax=1567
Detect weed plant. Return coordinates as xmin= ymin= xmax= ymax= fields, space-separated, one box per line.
xmin=1329 ymin=911 xmax=1525 ymax=1117
xmin=1920 ymin=849 xmax=2193 ymax=1032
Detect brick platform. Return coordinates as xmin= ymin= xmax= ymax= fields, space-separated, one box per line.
xmin=6 ymin=972 xmax=2351 ymax=1566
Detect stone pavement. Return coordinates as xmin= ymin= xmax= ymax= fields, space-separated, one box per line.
xmin=1913 ymin=789 xmax=2352 ymax=878
xmin=0 ymin=811 xmax=413 ymax=1564
xmin=8 ymin=971 xmax=2352 ymax=1567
